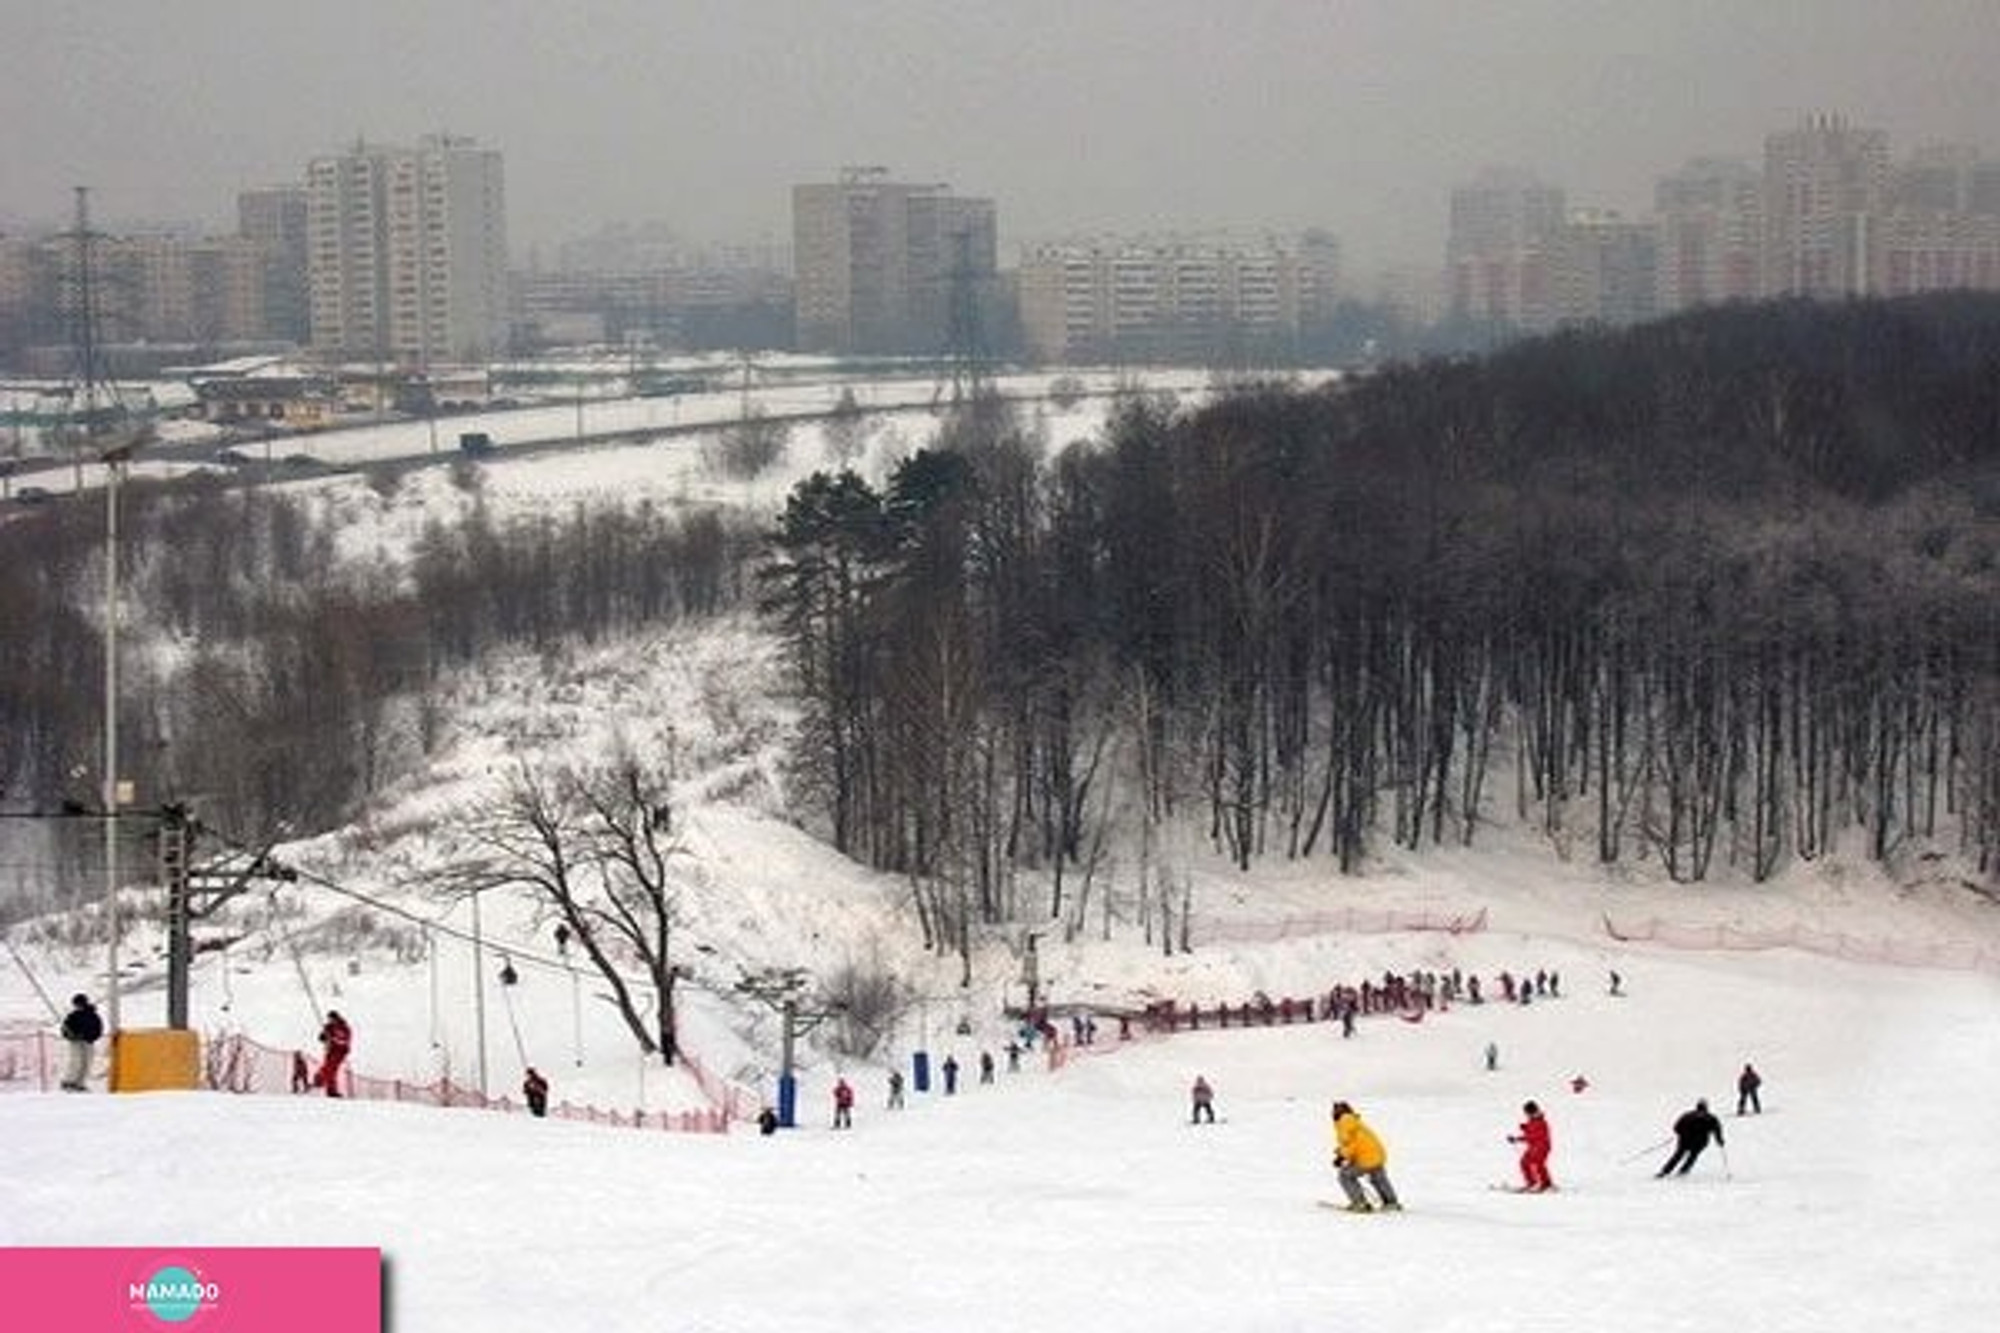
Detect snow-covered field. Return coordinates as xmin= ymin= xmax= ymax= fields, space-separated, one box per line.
xmin=4 ymin=367 xmax=1999 ymax=1329
xmin=5 ymin=864 xmax=1998 ymax=1332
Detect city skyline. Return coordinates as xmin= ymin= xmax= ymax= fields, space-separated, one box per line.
xmin=6 ymin=1 xmax=1998 ymax=275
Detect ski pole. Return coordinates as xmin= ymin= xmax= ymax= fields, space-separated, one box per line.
xmin=1620 ymin=1136 xmax=1671 ymax=1165
xmin=1719 ymin=1144 xmax=1732 ymax=1180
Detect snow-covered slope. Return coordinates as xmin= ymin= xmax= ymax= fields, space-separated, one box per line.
xmin=5 ymin=377 xmax=1998 ymax=1330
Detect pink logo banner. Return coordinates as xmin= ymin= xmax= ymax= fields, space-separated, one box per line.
xmin=0 ymin=1247 xmax=380 ymax=1331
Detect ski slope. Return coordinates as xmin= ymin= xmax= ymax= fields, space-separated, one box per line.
xmin=5 ymin=910 xmax=1997 ymax=1331
xmin=4 ymin=362 xmax=1997 ymax=1328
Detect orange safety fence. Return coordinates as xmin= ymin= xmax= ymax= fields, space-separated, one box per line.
xmin=1601 ymin=914 xmax=2000 ymax=974
xmin=1 ymin=1026 xmax=759 ymax=1132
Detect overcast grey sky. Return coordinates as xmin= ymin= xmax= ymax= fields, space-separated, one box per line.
xmin=5 ymin=1 xmax=1996 ymax=273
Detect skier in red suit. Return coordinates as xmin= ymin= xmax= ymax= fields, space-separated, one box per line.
xmin=1508 ymin=1100 xmax=1554 ymax=1191
xmin=316 ymin=1011 xmax=352 ymax=1098
xmin=832 ymin=1077 xmax=855 ymax=1129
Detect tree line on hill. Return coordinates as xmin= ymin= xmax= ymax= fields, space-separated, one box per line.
xmin=0 ymin=470 xmax=755 ymax=898
xmin=2 ymin=296 xmax=1995 ymax=951
xmin=762 ymin=296 xmax=2000 ymax=966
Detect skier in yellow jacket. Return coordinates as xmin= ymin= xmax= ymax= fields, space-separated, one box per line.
xmin=1331 ymin=1100 xmax=1402 ymax=1212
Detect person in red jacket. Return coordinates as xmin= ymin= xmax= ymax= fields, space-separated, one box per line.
xmin=832 ymin=1077 xmax=855 ymax=1129
xmin=1508 ymin=1100 xmax=1554 ymax=1191
xmin=316 ymin=1010 xmax=352 ymax=1098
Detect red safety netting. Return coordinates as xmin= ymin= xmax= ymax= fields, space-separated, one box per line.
xmin=1601 ymin=913 xmax=2000 ymax=974
xmin=1 ymin=1026 xmax=758 ymax=1133
xmin=1199 ymin=906 xmax=1488 ymax=945
xmin=0 ymin=1029 xmax=59 ymax=1092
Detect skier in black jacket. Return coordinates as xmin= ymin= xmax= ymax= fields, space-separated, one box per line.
xmin=1656 ymin=1099 xmax=1725 ymax=1177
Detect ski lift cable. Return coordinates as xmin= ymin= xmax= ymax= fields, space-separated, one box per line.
xmin=3 ymin=934 xmax=65 ymax=1022
xmin=199 ymin=820 xmax=701 ymax=997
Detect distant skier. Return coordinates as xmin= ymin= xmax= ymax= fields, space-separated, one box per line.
xmin=1736 ymin=1063 xmax=1763 ymax=1116
xmin=1657 ymin=1099 xmax=1725 ymax=1177
xmin=522 ymin=1067 xmax=550 ymax=1118
xmin=1331 ymin=1100 xmax=1401 ymax=1212
xmin=979 ymin=1051 xmax=996 ymax=1084
xmin=887 ymin=1068 xmax=905 ymax=1109
xmin=1191 ymin=1075 xmax=1216 ymax=1124
xmin=1484 ymin=1041 xmax=1499 ymax=1072
xmin=316 ymin=1010 xmax=352 ymax=1098
xmin=59 ymin=993 xmax=102 ymax=1092
xmin=757 ymin=1106 xmax=779 ymax=1136
xmin=832 ymin=1076 xmax=854 ymax=1128
xmin=1508 ymin=1100 xmax=1554 ymax=1192
xmin=942 ymin=1055 xmax=960 ymax=1095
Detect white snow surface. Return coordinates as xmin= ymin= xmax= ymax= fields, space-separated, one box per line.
xmin=6 ymin=878 xmax=1999 ymax=1332
xmin=5 ymin=372 xmax=2000 ymax=1330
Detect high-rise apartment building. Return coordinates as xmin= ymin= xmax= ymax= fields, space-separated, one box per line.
xmin=1881 ymin=144 xmax=2000 ymax=295
xmin=306 ymin=135 xmax=508 ymax=363
xmin=1653 ymin=157 xmax=1763 ymax=313
xmin=238 ymin=185 xmax=309 ymax=343
xmin=1446 ymin=169 xmax=1567 ymax=330
xmin=1550 ymin=210 xmax=1658 ymax=329
xmin=791 ymin=168 xmax=996 ymax=355
xmin=1017 ymin=233 xmax=1314 ymax=364
xmin=1761 ymin=114 xmax=1890 ymax=298
xmin=0 ymin=231 xmax=266 ymax=351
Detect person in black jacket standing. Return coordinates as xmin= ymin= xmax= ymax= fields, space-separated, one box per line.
xmin=59 ymin=994 xmax=103 ymax=1091
xmin=1736 ymin=1063 xmax=1763 ymax=1116
xmin=1657 ymin=1099 xmax=1725 ymax=1177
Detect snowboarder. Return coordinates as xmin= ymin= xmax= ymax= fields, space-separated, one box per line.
xmin=522 ymin=1067 xmax=550 ymax=1118
xmin=1508 ymin=1100 xmax=1555 ymax=1191
xmin=1191 ymin=1075 xmax=1216 ymax=1124
xmin=1656 ymin=1099 xmax=1725 ymax=1177
xmin=316 ymin=1010 xmax=352 ymax=1098
xmin=1736 ymin=1062 xmax=1763 ymax=1115
xmin=59 ymin=993 xmax=102 ymax=1091
xmin=1331 ymin=1100 xmax=1401 ymax=1212
xmin=832 ymin=1077 xmax=854 ymax=1128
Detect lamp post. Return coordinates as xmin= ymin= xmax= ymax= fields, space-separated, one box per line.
xmin=102 ymin=452 xmax=124 ymax=1039
xmin=471 ymin=888 xmax=490 ymax=1100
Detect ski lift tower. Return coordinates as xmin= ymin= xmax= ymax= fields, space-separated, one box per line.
xmin=735 ymin=967 xmax=844 ymax=1128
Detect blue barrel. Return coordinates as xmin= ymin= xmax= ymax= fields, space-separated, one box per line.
xmin=912 ymin=1050 xmax=931 ymax=1093
xmin=777 ymin=1072 xmax=798 ymax=1128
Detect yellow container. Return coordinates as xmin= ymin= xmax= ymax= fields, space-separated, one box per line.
xmin=111 ymin=1028 xmax=202 ymax=1092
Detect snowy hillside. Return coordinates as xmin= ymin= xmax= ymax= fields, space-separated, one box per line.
xmin=4 ymin=372 xmax=1999 ymax=1330
xmin=5 ymin=868 xmax=1998 ymax=1331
